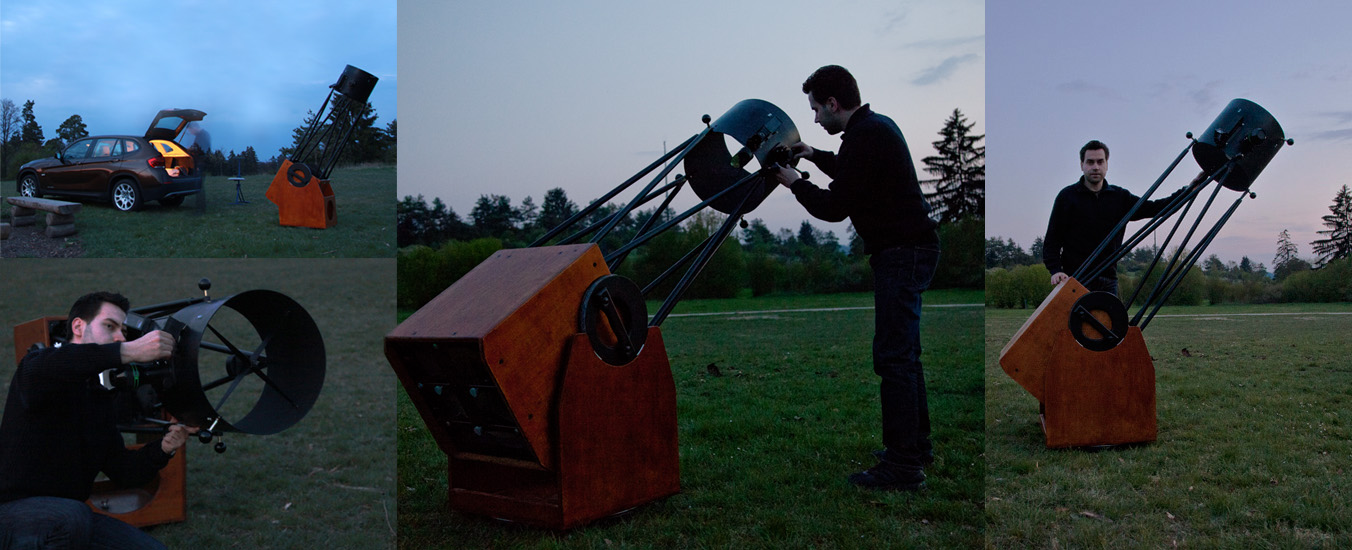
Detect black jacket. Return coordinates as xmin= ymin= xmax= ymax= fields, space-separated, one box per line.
xmin=789 ymin=104 xmax=939 ymax=254
xmin=1043 ymin=178 xmax=1188 ymax=280
xmin=0 ymin=343 xmax=170 ymax=503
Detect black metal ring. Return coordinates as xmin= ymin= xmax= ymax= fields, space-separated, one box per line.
xmin=578 ymin=275 xmax=649 ymax=366
xmin=287 ymin=162 xmax=313 ymax=188
xmin=1067 ymin=291 xmax=1129 ymax=352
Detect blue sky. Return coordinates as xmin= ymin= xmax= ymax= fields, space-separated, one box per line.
xmin=398 ymin=0 xmax=984 ymax=239
xmin=987 ymin=1 xmax=1352 ymax=265
xmin=0 ymin=0 xmax=396 ymax=161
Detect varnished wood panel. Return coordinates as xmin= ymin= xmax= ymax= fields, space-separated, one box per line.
xmin=1042 ymin=326 xmax=1157 ymax=448
xmin=265 ymin=159 xmax=337 ymax=229
xmin=999 ymin=278 xmax=1090 ymax=401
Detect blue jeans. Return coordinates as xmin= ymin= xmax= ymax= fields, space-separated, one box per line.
xmin=870 ymin=245 xmax=940 ymax=468
xmin=0 ymin=496 xmax=165 ymax=550
xmin=1086 ymin=275 xmax=1119 ymax=296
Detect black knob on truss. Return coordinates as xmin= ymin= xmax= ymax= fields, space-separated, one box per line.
xmin=197 ymin=429 xmax=213 ymax=444
xmin=702 ymin=114 xmax=711 ymax=125
xmin=214 ymin=441 xmax=227 ymax=454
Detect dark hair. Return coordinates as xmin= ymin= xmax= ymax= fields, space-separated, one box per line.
xmin=802 ymin=65 xmax=861 ymax=110
xmin=68 ymin=291 xmax=130 ymax=337
xmin=1080 ymin=140 xmax=1110 ymax=162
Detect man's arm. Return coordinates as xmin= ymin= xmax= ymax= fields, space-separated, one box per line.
xmin=1131 ymin=171 xmax=1207 ymax=221
xmin=1044 ymin=190 xmax=1068 ymax=284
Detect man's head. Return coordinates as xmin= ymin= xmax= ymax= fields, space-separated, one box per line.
xmin=67 ymin=292 xmax=131 ymax=345
xmin=1079 ymin=140 xmax=1109 ymax=187
xmin=802 ymin=65 xmax=861 ymax=135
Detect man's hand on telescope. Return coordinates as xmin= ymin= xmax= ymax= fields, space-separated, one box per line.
xmin=1050 ymin=271 xmax=1069 ymax=285
xmin=788 ymin=141 xmax=813 ymax=160
xmin=160 ymin=423 xmax=200 ymax=455
xmin=121 ymin=330 xmax=176 ymax=364
xmin=771 ymin=164 xmax=802 ymax=188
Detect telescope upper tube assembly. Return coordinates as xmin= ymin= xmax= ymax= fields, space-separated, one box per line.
xmin=147 ymin=289 xmax=326 ymax=435
xmin=1191 ymin=99 xmax=1287 ymax=192
xmin=1075 ymin=98 xmax=1290 ymax=333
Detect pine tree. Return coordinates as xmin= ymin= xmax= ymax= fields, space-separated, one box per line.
xmin=1311 ymin=184 xmax=1352 ymax=268
xmin=19 ymin=100 xmax=43 ymax=144
xmin=921 ymin=108 xmax=985 ymax=223
xmin=1273 ymin=229 xmax=1299 ymax=270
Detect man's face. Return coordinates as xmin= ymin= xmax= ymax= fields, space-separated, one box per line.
xmin=71 ymin=302 xmax=128 ymax=345
xmin=1081 ymin=149 xmax=1108 ymax=186
xmin=809 ymin=94 xmax=846 ymax=135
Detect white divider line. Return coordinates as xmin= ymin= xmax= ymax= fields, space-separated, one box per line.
xmin=666 ymin=303 xmax=984 ymax=318
xmin=1150 ymin=311 xmax=1352 ymax=318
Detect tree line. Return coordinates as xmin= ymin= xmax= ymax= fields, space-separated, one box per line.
xmin=0 ymin=98 xmax=396 ymax=180
xmin=397 ymin=108 xmax=985 ymax=309
xmin=987 ymin=183 xmax=1352 ymax=307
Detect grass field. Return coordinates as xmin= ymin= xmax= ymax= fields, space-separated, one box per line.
xmin=986 ymin=302 xmax=1352 ymax=548
xmin=0 ymin=259 xmax=397 ymax=549
xmin=396 ymin=289 xmax=985 ymax=548
xmin=1 ymin=165 xmax=395 ymax=257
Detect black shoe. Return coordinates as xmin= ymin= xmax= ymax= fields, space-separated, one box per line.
xmin=873 ymin=449 xmax=935 ymax=468
xmin=848 ymin=461 xmax=925 ymax=491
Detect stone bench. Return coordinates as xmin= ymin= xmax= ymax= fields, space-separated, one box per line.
xmin=6 ymin=197 xmax=82 ymax=238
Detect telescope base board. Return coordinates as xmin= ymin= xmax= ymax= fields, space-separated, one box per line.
xmin=1040 ymin=325 xmax=1157 ymax=448
xmin=445 ymin=329 xmax=680 ymax=530
xmin=266 ymin=160 xmax=336 ymax=229
xmin=999 ymin=280 xmax=1157 ymax=448
xmin=87 ymin=441 xmax=187 ymax=527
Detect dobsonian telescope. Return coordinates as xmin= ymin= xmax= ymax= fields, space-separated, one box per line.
xmin=12 ymin=279 xmax=325 ymax=527
xmin=999 ymin=99 xmax=1292 ymax=448
xmin=386 ymin=99 xmax=804 ymax=529
xmin=266 ymin=65 xmax=379 ymax=229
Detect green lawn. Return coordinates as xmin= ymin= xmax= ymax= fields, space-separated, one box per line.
xmin=2 ymin=164 xmax=395 ymax=257
xmin=986 ymin=304 xmax=1352 ymax=548
xmin=0 ymin=259 xmax=397 ymax=549
xmin=396 ymin=291 xmax=985 ymax=548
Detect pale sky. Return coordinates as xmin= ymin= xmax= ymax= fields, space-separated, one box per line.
xmin=398 ymin=0 xmax=984 ymax=240
xmin=0 ymin=0 xmax=396 ymax=160
xmin=987 ymin=1 xmax=1352 ymax=266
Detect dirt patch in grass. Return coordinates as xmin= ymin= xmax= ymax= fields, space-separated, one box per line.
xmin=1 ymin=223 xmax=85 ymax=257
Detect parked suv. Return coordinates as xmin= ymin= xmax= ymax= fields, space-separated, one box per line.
xmin=16 ymin=109 xmax=207 ymax=211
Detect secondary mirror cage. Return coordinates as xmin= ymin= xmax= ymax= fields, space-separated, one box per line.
xmin=125 ymin=287 xmax=325 ymax=437
xmin=288 ymin=64 xmax=380 ymax=181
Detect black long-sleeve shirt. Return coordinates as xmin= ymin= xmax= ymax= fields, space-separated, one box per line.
xmin=0 ymin=343 xmax=171 ymax=504
xmin=1043 ymin=178 xmax=1189 ymax=280
xmin=789 ymin=104 xmax=939 ymax=254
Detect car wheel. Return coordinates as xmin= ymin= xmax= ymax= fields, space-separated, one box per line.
xmin=19 ymin=173 xmax=41 ymax=197
xmin=112 ymin=180 xmax=143 ymax=212
xmin=160 ymin=195 xmax=185 ymax=207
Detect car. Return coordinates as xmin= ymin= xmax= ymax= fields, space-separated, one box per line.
xmin=16 ymin=109 xmax=207 ymax=212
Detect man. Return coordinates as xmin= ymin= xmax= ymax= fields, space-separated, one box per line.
xmin=772 ymin=65 xmax=940 ymax=491
xmin=0 ymin=292 xmax=197 ymax=549
xmin=1044 ymin=140 xmax=1201 ymax=295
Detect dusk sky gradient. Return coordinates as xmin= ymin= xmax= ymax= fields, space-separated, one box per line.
xmin=987 ymin=1 xmax=1352 ymax=265
xmin=398 ymin=0 xmax=984 ymax=240
xmin=0 ymin=0 xmax=396 ymax=163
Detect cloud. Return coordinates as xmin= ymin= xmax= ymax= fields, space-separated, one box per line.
xmin=1186 ymin=80 xmax=1224 ymax=114
xmin=1055 ymin=80 xmax=1127 ymax=101
xmin=911 ymin=54 xmax=980 ymax=86
xmin=903 ymin=35 xmax=985 ymax=49
xmin=1319 ymin=110 xmax=1352 ymax=125
xmin=1308 ymin=127 xmax=1352 ymax=142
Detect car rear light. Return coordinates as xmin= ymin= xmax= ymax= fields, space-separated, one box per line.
xmin=148 ymin=156 xmax=165 ymax=168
